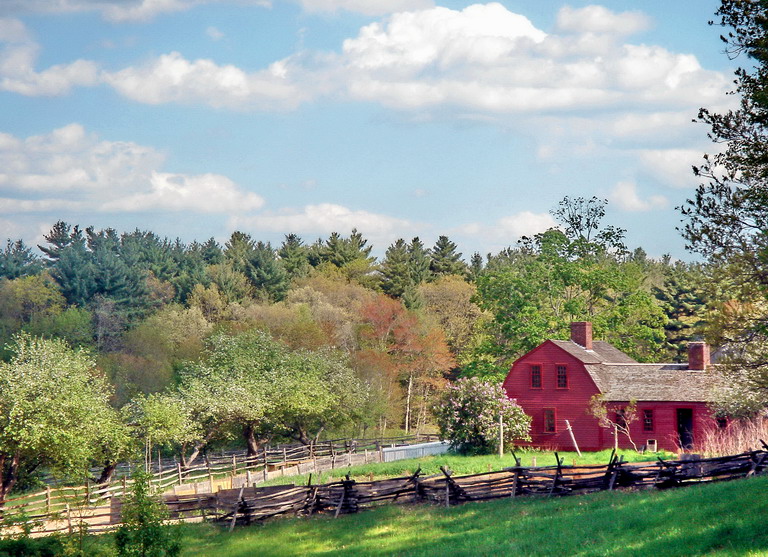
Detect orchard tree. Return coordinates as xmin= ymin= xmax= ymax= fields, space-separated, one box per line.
xmin=433 ymin=377 xmax=530 ymax=454
xmin=0 ymin=334 xmax=121 ymax=506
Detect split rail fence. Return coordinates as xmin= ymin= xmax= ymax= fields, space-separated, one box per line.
xmin=0 ymin=434 xmax=437 ymax=536
xmin=191 ymin=446 xmax=768 ymax=528
xmin=3 ymin=443 xmax=765 ymax=537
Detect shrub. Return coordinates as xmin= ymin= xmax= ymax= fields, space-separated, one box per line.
xmin=433 ymin=377 xmax=531 ymax=454
xmin=115 ymin=472 xmax=181 ymax=557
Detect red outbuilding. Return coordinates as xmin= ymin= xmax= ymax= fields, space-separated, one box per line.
xmin=502 ymin=322 xmax=721 ymax=453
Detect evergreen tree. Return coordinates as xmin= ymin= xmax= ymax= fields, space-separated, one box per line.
xmin=653 ymin=262 xmax=709 ymax=361
xmin=407 ymin=237 xmax=432 ymax=285
xmin=278 ymin=233 xmax=311 ymax=281
xmin=430 ymin=235 xmax=466 ymax=278
xmin=468 ymin=252 xmax=484 ymax=282
xmin=38 ymin=220 xmax=81 ymax=262
xmin=380 ymin=239 xmax=411 ymax=298
xmin=248 ymin=241 xmax=289 ymax=301
xmin=224 ymin=231 xmax=256 ymax=274
xmin=0 ymin=240 xmax=41 ymax=279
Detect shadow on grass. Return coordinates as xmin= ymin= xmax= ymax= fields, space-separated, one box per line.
xmin=197 ymin=475 xmax=768 ymax=557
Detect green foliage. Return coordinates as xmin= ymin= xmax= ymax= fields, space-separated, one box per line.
xmin=680 ymin=1 xmax=768 ymax=413
xmin=470 ymin=197 xmax=667 ymax=367
xmin=429 ymin=235 xmax=466 ymax=278
xmin=0 ymin=240 xmax=41 ymax=280
xmin=0 ymin=334 xmax=121 ymax=502
xmin=115 ymin=472 xmax=181 ymax=557
xmin=433 ymin=377 xmax=531 ymax=454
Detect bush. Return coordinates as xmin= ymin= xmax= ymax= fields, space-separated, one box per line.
xmin=115 ymin=472 xmax=181 ymax=557
xmin=433 ymin=377 xmax=531 ymax=454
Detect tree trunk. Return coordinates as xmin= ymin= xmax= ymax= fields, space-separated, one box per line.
xmin=0 ymin=452 xmax=21 ymax=514
xmin=404 ymin=372 xmax=414 ymax=434
xmin=96 ymin=461 xmax=118 ymax=485
xmin=244 ymin=423 xmax=260 ymax=457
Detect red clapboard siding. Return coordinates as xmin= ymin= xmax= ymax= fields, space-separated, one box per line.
xmin=503 ymin=341 xmax=605 ymax=452
xmin=502 ymin=339 xmax=717 ymax=453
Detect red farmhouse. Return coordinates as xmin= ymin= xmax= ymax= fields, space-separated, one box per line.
xmin=502 ymin=322 xmax=719 ymax=453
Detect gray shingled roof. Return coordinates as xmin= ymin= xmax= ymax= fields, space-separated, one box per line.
xmin=550 ymin=339 xmax=720 ymax=402
xmin=585 ymin=363 xmax=718 ymax=402
xmin=550 ymin=340 xmax=639 ymax=364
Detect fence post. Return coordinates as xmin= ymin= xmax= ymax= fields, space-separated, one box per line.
xmin=85 ymin=480 xmax=91 ymax=506
xmin=207 ymin=457 xmax=213 ymax=490
xmin=263 ymin=449 xmax=268 ymax=482
xmin=177 ymin=463 xmax=183 ymax=485
xmin=232 ymin=454 xmax=237 ymax=477
xmin=46 ymin=486 xmax=51 ymax=514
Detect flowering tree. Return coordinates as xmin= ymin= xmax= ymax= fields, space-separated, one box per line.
xmin=433 ymin=377 xmax=531 ymax=454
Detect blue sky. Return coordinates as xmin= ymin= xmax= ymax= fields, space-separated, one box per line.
xmin=0 ymin=0 xmax=739 ymax=259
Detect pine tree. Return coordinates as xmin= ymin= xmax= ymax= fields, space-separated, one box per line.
xmin=380 ymin=239 xmax=411 ymax=298
xmin=430 ymin=235 xmax=466 ymax=278
xmin=249 ymin=242 xmax=289 ymax=301
xmin=407 ymin=237 xmax=432 ymax=285
xmin=0 ymin=240 xmax=41 ymax=279
xmin=278 ymin=233 xmax=311 ymax=280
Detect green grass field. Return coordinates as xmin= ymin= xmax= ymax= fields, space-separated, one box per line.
xmin=170 ymin=474 xmax=768 ymax=556
xmin=8 ymin=451 xmax=766 ymax=556
xmin=260 ymin=448 xmax=667 ymax=486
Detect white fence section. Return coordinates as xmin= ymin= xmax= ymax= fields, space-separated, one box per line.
xmin=382 ymin=441 xmax=449 ymax=462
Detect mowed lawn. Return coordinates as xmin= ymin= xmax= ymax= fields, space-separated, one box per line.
xmin=163 ymin=474 xmax=768 ymax=557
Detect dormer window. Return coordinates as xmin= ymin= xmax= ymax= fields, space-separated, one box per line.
xmin=556 ymin=365 xmax=568 ymax=389
xmin=530 ymin=365 xmax=542 ymax=388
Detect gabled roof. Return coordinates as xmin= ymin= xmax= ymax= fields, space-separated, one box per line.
xmin=546 ymin=339 xmax=719 ymax=403
xmin=550 ymin=340 xmax=637 ymax=365
xmin=585 ymin=363 xmax=717 ymax=402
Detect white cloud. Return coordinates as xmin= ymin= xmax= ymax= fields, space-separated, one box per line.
xmin=334 ymin=4 xmax=727 ymax=113
xmin=103 ymin=51 xmax=309 ymax=110
xmin=0 ymin=1 xmax=272 ymax=22
xmin=0 ymin=124 xmax=261 ymax=215
xmin=638 ymin=148 xmax=703 ymax=189
xmin=206 ymin=26 xmax=225 ymax=41
xmin=457 ymin=211 xmax=556 ymax=242
xmin=556 ymin=5 xmax=651 ymax=36
xmin=231 ymin=203 xmax=417 ymax=246
xmin=102 ymin=172 xmax=265 ymax=213
xmin=295 ymin=0 xmax=432 ymax=16
xmin=0 ymin=18 xmax=99 ymax=96
xmin=608 ymin=181 xmax=667 ymax=212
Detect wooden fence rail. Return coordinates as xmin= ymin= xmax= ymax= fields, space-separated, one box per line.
xmin=6 ymin=445 xmax=765 ymax=537
xmin=212 ymin=447 xmax=768 ymax=527
xmin=0 ymin=434 xmax=438 ymax=530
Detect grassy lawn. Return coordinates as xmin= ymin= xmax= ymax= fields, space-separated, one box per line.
xmin=12 ymin=449 xmax=763 ymax=557
xmin=165 ymin=474 xmax=768 ymax=556
xmin=260 ymin=448 xmax=669 ymax=486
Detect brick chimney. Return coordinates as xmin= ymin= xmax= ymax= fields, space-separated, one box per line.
xmin=571 ymin=321 xmax=593 ymax=350
xmin=688 ymin=341 xmax=710 ymax=371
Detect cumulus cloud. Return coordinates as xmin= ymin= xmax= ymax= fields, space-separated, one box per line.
xmin=0 ymin=124 xmax=262 ymax=215
xmin=333 ymin=3 xmax=727 ymax=114
xmin=102 ymin=172 xmax=265 ymax=213
xmin=0 ymin=0 xmax=271 ymax=23
xmin=556 ymin=5 xmax=651 ymax=36
xmin=295 ymin=0 xmax=433 ymax=16
xmin=0 ymin=18 xmax=99 ymax=96
xmin=608 ymin=181 xmax=667 ymax=212
xmin=230 ymin=203 xmax=418 ymax=245
xmin=638 ymin=148 xmax=704 ymax=189
xmin=457 ymin=211 xmax=556 ymax=242
xmin=102 ymin=52 xmax=310 ymax=110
